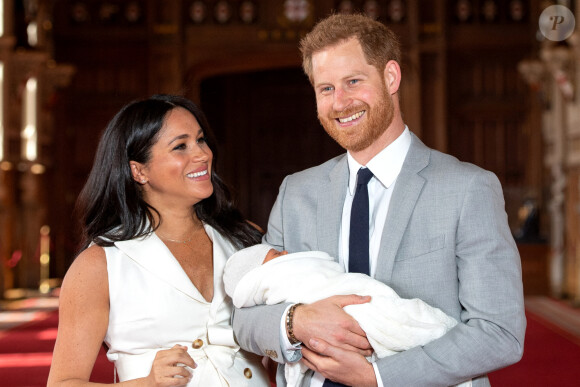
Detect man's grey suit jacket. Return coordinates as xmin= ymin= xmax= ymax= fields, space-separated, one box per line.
xmin=233 ymin=133 xmax=526 ymax=387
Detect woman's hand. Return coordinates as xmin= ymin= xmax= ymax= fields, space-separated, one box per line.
xmin=146 ymin=345 xmax=197 ymax=386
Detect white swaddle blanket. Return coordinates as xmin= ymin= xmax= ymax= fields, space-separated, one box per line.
xmin=224 ymin=247 xmax=459 ymax=387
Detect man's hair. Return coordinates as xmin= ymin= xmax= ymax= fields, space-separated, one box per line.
xmin=299 ymin=13 xmax=402 ymax=84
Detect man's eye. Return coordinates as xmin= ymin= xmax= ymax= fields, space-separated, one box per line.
xmin=321 ymin=86 xmax=333 ymax=93
xmin=349 ymin=79 xmax=359 ymax=85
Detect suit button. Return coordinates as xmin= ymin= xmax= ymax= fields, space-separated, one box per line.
xmin=244 ymin=368 xmax=252 ymax=379
xmin=192 ymin=339 xmax=203 ymax=349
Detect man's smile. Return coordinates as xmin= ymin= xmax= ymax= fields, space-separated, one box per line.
xmin=337 ymin=110 xmax=366 ymax=124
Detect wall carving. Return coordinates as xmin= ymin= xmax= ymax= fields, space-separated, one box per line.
xmin=519 ymin=27 xmax=580 ymax=302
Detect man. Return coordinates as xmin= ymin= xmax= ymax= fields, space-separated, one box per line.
xmin=233 ymin=13 xmax=526 ymax=387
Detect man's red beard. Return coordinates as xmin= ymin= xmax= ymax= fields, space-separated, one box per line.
xmin=318 ymin=83 xmax=394 ymax=152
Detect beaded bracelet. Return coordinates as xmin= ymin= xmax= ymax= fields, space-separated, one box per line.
xmin=286 ymin=303 xmax=303 ymax=345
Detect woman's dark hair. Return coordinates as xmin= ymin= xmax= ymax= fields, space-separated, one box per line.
xmin=75 ymin=94 xmax=262 ymax=251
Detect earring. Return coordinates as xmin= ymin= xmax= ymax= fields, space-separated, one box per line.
xmin=141 ymin=179 xmax=147 ymax=184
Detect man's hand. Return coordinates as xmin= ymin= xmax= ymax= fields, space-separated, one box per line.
xmin=292 ymin=295 xmax=372 ymax=356
xmin=301 ymin=338 xmax=377 ymax=387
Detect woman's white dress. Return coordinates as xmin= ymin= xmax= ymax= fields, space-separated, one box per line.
xmin=103 ymin=224 xmax=269 ymax=386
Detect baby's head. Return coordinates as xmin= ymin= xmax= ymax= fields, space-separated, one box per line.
xmin=263 ymin=248 xmax=288 ymax=263
xmin=224 ymin=244 xmax=288 ymax=299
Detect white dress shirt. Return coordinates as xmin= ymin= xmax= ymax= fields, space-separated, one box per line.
xmin=281 ymin=127 xmax=412 ymax=387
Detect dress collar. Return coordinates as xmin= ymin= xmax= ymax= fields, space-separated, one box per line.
xmin=113 ymin=224 xmax=235 ymax=305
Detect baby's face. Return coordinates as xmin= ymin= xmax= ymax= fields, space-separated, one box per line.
xmin=263 ymin=248 xmax=288 ymax=263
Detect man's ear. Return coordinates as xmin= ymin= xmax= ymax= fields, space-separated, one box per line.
xmin=130 ymin=161 xmax=148 ymax=185
xmin=383 ymin=60 xmax=401 ymax=95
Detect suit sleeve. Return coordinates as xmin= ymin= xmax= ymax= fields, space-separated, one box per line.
xmin=232 ymin=177 xmax=290 ymax=362
xmin=375 ymin=170 xmax=526 ymax=386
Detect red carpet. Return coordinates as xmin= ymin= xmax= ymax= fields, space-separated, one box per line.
xmin=0 ymin=310 xmax=113 ymax=386
xmin=0 ymin=304 xmax=579 ymax=386
xmin=488 ymin=310 xmax=580 ymax=386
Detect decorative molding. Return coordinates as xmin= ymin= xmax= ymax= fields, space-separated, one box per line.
xmin=519 ymin=28 xmax=579 ymax=298
xmin=541 ymin=46 xmax=574 ymax=101
xmin=452 ymin=0 xmax=528 ymax=24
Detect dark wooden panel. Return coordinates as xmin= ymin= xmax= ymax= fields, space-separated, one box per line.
xmin=518 ymin=243 xmax=550 ymax=296
xmin=447 ymin=48 xmax=530 ymax=187
xmin=200 ymin=67 xmax=343 ymax=229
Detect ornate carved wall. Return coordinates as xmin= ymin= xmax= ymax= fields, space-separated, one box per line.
xmin=520 ymin=18 xmax=580 ymax=302
xmin=1 ymin=0 xmax=549 ymax=297
xmin=0 ymin=0 xmax=74 ymax=295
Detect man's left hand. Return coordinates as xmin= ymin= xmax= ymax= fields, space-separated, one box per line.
xmin=300 ymin=338 xmax=377 ymax=387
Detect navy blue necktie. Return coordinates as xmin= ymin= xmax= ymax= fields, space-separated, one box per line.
xmin=348 ymin=167 xmax=373 ymax=275
xmin=322 ymin=168 xmax=373 ymax=387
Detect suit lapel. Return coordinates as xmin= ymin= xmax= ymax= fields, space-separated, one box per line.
xmin=375 ymin=133 xmax=430 ymax=282
xmin=115 ymin=232 xmax=207 ymax=303
xmin=317 ymin=155 xmax=348 ymax=261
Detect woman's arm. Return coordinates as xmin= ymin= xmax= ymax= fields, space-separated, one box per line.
xmin=47 ymin=244 xmax=113 ymax=386
xmin=48 ymin=245 xmax=109 ymax=386
xmin=47 ymin=245 xmax=194 ymax=387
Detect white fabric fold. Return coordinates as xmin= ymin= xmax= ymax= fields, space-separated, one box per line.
xmin=207 ymin=325 xmax=237 ymax=347
xmin=225 ymin=249 xmax=459 ymax=387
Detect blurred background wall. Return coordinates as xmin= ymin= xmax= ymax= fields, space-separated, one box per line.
xmin=0 ymin=0 xmax=578 ymax=304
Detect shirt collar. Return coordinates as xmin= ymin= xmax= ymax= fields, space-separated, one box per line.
xmin=347 ymin=126 xmax=411 ymax=195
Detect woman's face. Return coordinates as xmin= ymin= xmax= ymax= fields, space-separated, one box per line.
xmin=131 ymin=107 xmax=214 ymax=210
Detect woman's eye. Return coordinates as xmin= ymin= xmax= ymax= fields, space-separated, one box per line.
xmin=173 ymin=143 xmax=187 ymax=150
xmin=196 ymin=136 xmax=207 ymax=144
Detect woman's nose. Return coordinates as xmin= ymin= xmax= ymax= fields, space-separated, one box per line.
xmin=192 ymin=143 xmax=212 ymax=162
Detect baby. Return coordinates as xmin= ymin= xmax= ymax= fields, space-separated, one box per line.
xmin=224 ymin=244 xmax=465 ymax=387
xmin=262 ymin=247 xmax=289 ymax=262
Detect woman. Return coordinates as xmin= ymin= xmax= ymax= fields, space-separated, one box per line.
xmin=47 ymin=95 xmax=269 ymax=386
